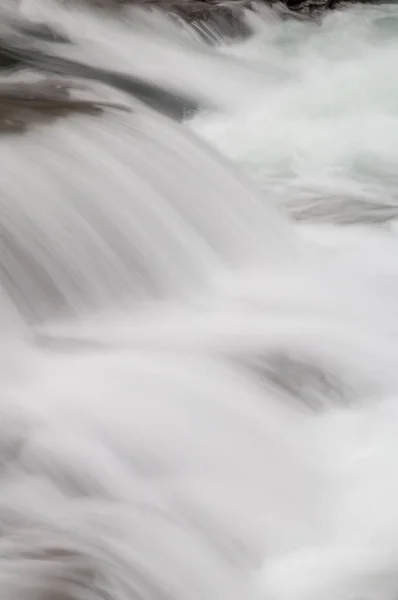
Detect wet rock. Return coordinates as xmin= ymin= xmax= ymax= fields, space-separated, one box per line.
xmin=80 ymin=0 xmax=374 ymax=27
xmin=0 ymin=78 xmax=128 ymax=133
xmin=0 ymin=35 xmax=203 ymax=120
xmin=63 ymin=0 xmax=317 ymax=36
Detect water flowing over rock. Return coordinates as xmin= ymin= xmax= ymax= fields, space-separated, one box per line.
xmin=1 ymin=2 xmax=398 ymax=600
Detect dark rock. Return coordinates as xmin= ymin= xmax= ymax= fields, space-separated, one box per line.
xmin=0 ymin=0 xmax=378 ymax=122
xmin=80 ymin=0 xmax=378 ymax=26
xmin=0 ymin=32 xmax=203 ymax=120
xmin=0 ymin=78 xmax=129 ymax=133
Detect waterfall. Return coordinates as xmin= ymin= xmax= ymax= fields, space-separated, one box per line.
xmin=1 ymin=2 xmax=398 ymax=600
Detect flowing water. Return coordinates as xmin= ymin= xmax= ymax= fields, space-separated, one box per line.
xmin=2 ymin=2 xmax=398 ymax=599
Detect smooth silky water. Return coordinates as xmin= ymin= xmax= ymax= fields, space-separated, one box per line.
xmin=1 ymin=2 xmax=398 ymax=599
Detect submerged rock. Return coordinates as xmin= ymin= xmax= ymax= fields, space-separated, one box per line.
xmin=79 ymin=0 xmax=378 ymax=26
xmin=0 ymin=78 xmax=128 ymax=133
xmin=0 ymin=35 xmax=202 ymax=120
xmin=0 ymin=0 xmax=378 ymax=121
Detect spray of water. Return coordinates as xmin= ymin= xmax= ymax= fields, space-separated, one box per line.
xmin=1 ymin=2 xmax=398 ymax=600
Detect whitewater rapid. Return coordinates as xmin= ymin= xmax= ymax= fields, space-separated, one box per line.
xmin=2 ymin=2 xmax=398 ymax=600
